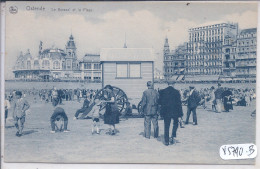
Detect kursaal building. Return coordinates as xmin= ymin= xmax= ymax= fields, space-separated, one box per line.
xmin=13 ymin=35 xmax=102 ymax=81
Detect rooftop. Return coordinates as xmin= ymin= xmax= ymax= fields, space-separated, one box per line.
xmin=240 ymin=28 xmax=257 ymax=35
xmin=100 ymin=48 xmax=155 ymax=62
xmin=82 ymin=54 xmax=100 ymax=62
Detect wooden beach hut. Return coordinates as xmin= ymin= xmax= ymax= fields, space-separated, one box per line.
xmin=100 ymin=48 xmax=155 ymax=100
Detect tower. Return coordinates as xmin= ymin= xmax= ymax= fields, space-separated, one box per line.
xmin=66 ymin=34 xmax=77 ymax=58
xmin=123 ymin=33 xmax=127 ymax=48
xmin=39 ymin=41 xmax=43 ymax=55
xmin=164 ymin=37 xmax=170 ymax=55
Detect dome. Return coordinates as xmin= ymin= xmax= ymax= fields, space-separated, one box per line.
xmin=40 ymin=48 xmax=67 ymax=60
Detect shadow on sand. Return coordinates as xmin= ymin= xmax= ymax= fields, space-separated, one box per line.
xmin=22 ymin=130 xmax=38 ymax=136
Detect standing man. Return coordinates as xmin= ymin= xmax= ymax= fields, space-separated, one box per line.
xmin=140 ymin=81 xmax=159 ymax=139
xmin=159 ymin=81 xmax=183 ymax=146
xmin=185 ymin=86 xmax=201 ymax=125
xmin=214 ymin=83 xmax=224 ymax=113
xmin=13 ymin=91 xmax=30 ymax=137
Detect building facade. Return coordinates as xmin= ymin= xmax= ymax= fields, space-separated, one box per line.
xmin=13 ymin=35 xmax=101 ymax=81
xmin=79 ymin=53 xmax=102 ymax=82
xmin=222 ymin=35 xmax=237 ymax=77
xmin=163 ymin=22 xmax=257 ymax=80
xmin=235 ymin=28 xmax=257 ymax=79
xmin=163 ymin=38 xmax=187 ymax=80
xmin=187 ymin=23 xmax=238 ymax=75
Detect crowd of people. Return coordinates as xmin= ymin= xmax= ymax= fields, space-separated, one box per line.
xmin=6 ymin=88 xmax=98 ymax=104
xmin=4 ymin=82 xmax=256 ymax=146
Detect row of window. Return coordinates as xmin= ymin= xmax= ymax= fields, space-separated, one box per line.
xmin=238 ymin=33 xmax=256 ymax=39
xmin=190 ymin=36 xmax=223 ymax=43
xmin=165 ymin=62 xmax=185 ymax=66
xmin=17 ymin=60 xmax=79 ymax=70
xmin=238 ymin=40 xmax=256 ymax=46
xmin=116 ymin=63 xmax=141 ymax=78
xmin=83 ymin=63 xmax=101 ymax=70
xmin=188 ymin=61 xmax=222 ymax=67
xmin=190 ymin=28 xmax=224 ymax=38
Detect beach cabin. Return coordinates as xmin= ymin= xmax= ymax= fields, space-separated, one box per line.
xmin=100 ymin=48 xmax=155 ymax=100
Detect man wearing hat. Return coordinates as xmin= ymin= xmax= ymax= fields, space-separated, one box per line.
xmin=158 ymin=80 xmax=183 ymax=146
xmin=140 ymin=81 xmax=159 ymax=139
xmin=13 ymin=91 xmax=30 ymax=137
xmin=185 ymin=86 xmax=201 ymax=125
xmin=214 ymin=83 xmax=224 ymax=113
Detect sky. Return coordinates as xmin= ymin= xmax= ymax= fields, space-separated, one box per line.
xmin=4 ymin=1 xmax=258 ymax=79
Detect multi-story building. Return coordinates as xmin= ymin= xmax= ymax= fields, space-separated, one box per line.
xmin=163 ymin=38 xmax=187 ymax=80
xmin=187 ymin=23 xmax=238 ymax=75
xmin=235 ymin=28 xmax=257 ymax=79
xmin=222 ymin=35 xmax=237 ymax=77
xmin=13 ymin=34 xmax=102 ymax=81
xmin=79 ymin=53 xmax=102 ymax=82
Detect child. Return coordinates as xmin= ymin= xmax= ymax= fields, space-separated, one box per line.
xmin=50 ymin=98 xmax=69 ymax=133
xmin=90 ymin=99 xmax=102 ymax=134
xmin=13 ymin=91 xmax=30 ymax=137
xmin=4 ymin=94 xmax=11 ymax=126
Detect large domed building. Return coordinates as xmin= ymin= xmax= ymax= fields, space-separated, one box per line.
xmin=13 ymin=35 xmax=91 ymax=81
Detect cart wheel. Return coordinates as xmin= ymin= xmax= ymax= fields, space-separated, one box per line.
xmin=94 ymin=86 xmax=128 ymax=113
xmin=137 ymin=101 xmax=144 ymax=117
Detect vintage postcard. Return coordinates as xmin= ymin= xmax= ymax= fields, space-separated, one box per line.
xmin=2 ymin=1 xmax=258 ymax=165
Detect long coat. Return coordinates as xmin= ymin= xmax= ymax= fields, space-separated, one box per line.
xmin=104 ymin=89 xmax=120 ymax=125
xmin=187 ymin=90 xmax=201 ymax=109
xmin=140 ymin=88 xmax=159 ymax=116
xmin=158 ymin=86 xmax=183 ymax=119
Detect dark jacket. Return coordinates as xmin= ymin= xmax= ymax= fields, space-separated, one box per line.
xmin=82 ymin=98 xmax=90 ymax=109
xmin=141 ymin=88 xmax=159 ymax=116
xmin=187 ymin=89 xmax=201 ymax=109
xmin=214 ymin=87 xmax=224 ymax=99
xmin=158 ymin=86 xmax=183 ymax=119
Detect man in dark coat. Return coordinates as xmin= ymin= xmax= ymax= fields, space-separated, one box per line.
xmin=140 ymin=81 xmax=159 ymax=139
xmin=214 ymin=83 xmax=224 ymax=113
xmin=158 ymin=81 xmax=183 ymax=146
xmin=185 ymin=86 xmax=201 ymax=125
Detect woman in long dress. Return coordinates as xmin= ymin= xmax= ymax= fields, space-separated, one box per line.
xmin=103 ymin=85 xmax=120 ymax=135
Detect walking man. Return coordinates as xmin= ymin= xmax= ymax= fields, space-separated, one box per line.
xmin=159 ymin=80 xmax=183 ymax=146
xmin=214 ymin=83 xmax=224 ymax=113
xmin=140 ymin=81 xmax=159 ymax=139
xmin=185 ymin=86 xmax=201 ymax=125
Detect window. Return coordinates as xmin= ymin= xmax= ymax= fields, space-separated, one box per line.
xmin=94 ymin=64 xmax=100 ymax=70
xmin=42 ymin=60 xmax=50 ymax=69
xmin=84 ymin=63 xmax=91 ymax=69
xmin=53 ymin=61 xmax=60 ymax=69
xmin=116 ymin=63 xmax=141 ymax=78
xmin=116 ymin=64 xmax=128 ymax=78
xmin=33 ymin=60 xmax=40 ymax=69
xmin=27 ymin=61 xmax=31 ymax=69
xmin=66 ymin=60 xmax=71 ymax=69
xmin=129 ymin=64 xmax=141 ymax=78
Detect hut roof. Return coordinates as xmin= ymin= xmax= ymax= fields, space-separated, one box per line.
xmin=100 ymin=48 xmax=155 ymax=62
